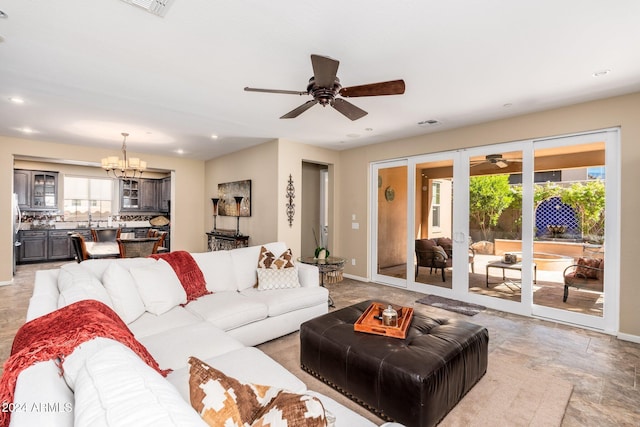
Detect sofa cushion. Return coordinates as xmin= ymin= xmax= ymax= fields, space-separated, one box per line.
xmin=57 ymin=263 xmax=114 ymax=309
xmin=184 ymin=292 xmax=268 ymax=331
xmin=256 ymin=267 xmax=300 ymax=291
xmin=191 ymin=251 xmax=238 ymax=292
xmin=130 ymin=260 xmax=187 ymax=315
xmin=10 ymin=360 xmax=74 ymax=427
xmin=73 ymin=344 xmax=206 ymax=426
xmin=138 ymin=322 xmax=245 ymax=370
xmin=102 ymin=261 xmax=146 ymax=324
xmin=230 ymin=242 xmax=287 ymax=291
xmin=128 ymin=306 xmax=203 ymax=339
xmin=62 ymin=337 xmax=122 ymax=389
xmin=240 ymin=287 xmax=328 ymax=317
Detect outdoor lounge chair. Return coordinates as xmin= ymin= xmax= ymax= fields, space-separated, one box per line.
xmin=563 ymin=257 xmax=604 ymax=302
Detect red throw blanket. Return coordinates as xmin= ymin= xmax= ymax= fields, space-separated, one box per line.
xmin=0 ymin=300 xmax=170 ymax=427
xmin=150 ymin=250 xmax=211 ymax=303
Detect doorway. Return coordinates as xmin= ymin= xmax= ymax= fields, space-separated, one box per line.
xmin=301 ymin=162 xmax=330 ymax=258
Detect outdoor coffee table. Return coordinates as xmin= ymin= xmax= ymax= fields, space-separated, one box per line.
xmin=486 ymin=260 xmax=537 ymax=287
xmin=300 ymin=300 xmax=489 ymax=427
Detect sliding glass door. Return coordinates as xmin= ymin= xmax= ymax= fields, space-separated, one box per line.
xmin=372 ymin=160 xmax=409 ymax=287
xmin=371 ymin=129 xmax=619 ymax=332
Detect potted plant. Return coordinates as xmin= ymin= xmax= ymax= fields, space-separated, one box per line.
xmin=313 ymin=228 xmax=330 ymax=259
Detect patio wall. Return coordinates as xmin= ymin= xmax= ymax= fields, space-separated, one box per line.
xmin=494 ymin=238 xmax=601 ymax=259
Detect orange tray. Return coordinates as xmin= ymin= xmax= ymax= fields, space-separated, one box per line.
xmin=353 ymin=302 xmax=414 ymax=339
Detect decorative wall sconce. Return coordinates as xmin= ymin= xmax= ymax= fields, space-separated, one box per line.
xmin=211 ymin=198 xmax=219 ymax=231
xmin=286 ymin=174 xmax=295 ymax=227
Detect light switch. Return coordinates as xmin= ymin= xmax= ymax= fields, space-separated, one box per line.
xmin=352 ymin=214 xmax=356 ymax=220
xmin=352 ymin=222 xmax=359 ymax=229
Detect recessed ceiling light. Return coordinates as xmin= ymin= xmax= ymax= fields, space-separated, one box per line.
xmin=175 ymin=149 xmax=184 ymax=155
xmin=20 ymin=127 xmax=36 ymax=134
xmin=211 ymin=134 xmax=219 ymax=140
xmin=9 ymin=97 xmax=25 ymax=104
xmin=592 ymin=69 xmax=611 ymax=77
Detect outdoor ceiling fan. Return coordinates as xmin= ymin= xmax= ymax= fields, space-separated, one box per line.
xmin=244 ymin=54 xmax=405 ymax=121
xmin=470 ymin=154 xmax=523 ymax=169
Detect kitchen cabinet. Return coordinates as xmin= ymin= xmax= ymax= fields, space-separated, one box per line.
xmin=13 ymin=170 xmax=31 ymax=210
xmin=14 ymin=170 xmax=58 ymax=211
xmin=120 ymin=179 xmax=140 ymax=210
xmin=161 ymin=177 xmax=171 ymax=212
xmin=19 ymin=230 xmax=48 ymax=262
xmin=120 ymin=178 xmax=166 ymax=212
xmin=139 ymin=179 xmax=159 ymax=211
xmin=48 ymin=230 xmax=73 ymax=260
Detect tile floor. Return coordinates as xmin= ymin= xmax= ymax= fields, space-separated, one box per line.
xmin=2 ymin=262 xmax=639 ymax=426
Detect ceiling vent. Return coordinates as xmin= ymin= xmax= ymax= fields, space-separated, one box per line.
xmin=119 ymin=0 xmax=174 ymax=17
xmin=418 ymin=119 xmax=441 ymax=127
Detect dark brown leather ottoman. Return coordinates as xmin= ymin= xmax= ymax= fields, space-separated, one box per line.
xmin=300 ymin=300 xmax=489 ymax=427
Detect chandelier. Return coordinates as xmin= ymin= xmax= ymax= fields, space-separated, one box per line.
xmin=101 ymin=132 xmax=147 ymax=179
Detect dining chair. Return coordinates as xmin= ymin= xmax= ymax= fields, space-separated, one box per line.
xmin=148 ymin=229 xmax=169 ymax=253
xmin=70 ymin=233 xmax=89 ymax=262
xmin=116 ymin=237 xmax=161 ymax=258
xmin=91 ymin=228 xmax=121 ymax=242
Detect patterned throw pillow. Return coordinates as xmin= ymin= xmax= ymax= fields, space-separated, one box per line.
xmin=251 ymin=391 xmax=327 ymax=427
xmin=188 ymin=357 xmax=327 ymax=427
xmin=188 ymin=356 xmax=277 ymax=426
xmin=256 ymin=246 xmax=298 ymax=290
xmin=257 ymin=246 xmax=295 ymax=269
xmin=575 ymin=257 xmax=601 ymax=279
xmin=256 ymin=267 xmax=300 ymax=290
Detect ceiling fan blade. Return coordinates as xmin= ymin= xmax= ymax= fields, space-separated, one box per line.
xmin=339 ymin=79 xmax=405 ymax=97
xmin=244 ymin=87 xmax=307 ymax=96
xmin=332 ymin=98 xmax=368 ymax=121
xmin=311 ymin=54 xmax=339 ymax=88
xmin=280 ymin=100 xmax=318 ymax=119
xmin=496 ymin=161 xmax=509 ymax=168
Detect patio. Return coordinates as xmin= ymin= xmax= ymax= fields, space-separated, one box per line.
xmin=381 ymin=253 xmax=604 ymax=317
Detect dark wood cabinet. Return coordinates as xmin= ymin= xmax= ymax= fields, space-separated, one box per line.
xmin=14 ymin=170 xmax=58 ymax=211
xmin=48 ymin=230 xmax=73 ymax=260
xmin=19 ymin=230 xmax=48 ymax=262
xmin=120 ymin=179 xmax=140 ymax=210
xmin=139 ymin=179 xmax=159 ymax=211
xmin=161 ymin=177 xmax=171 ymax=212
xmin=13 ymin=170 xmax=31 ymax=210
xmin=120 ymin=178 xmax=168 ymax=213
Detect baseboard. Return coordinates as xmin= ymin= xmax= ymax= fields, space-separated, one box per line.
xmin=343 ymin=273 xmax=369 ymax=282
xmin=0 ymin=279 xmax=14 ymax=286
xmin=617 ymin=332 xmax=640 ymax=344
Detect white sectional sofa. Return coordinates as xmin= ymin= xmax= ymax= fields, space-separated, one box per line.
xmin=9 ymin=242 xmax=379 ymax=427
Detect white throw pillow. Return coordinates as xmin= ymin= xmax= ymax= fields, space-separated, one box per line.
xmin=130 ymin=260 xmax=187 ymax=316
xmin=57 ymin=264 xmax=114 ymax=309
xmin=256 ymin=267 xmax=300 ymax=290
xmin=190 ymin=251 xmax=238 ymax=292
xmin=73 ymin=344 xmax=206 ymax=427
xmin=102 ymin=262 xmax=146 ymax=324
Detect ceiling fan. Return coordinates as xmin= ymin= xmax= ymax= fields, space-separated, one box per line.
xmin=470 ymin=154 xmax=523 ymax=169
xmin=244 ymin=54 xmax=405 ymax=121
